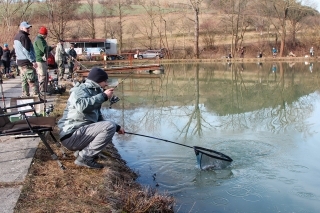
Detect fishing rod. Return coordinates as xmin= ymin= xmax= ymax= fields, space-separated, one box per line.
xmin=65 ymin=54 xmax=88 ymax=79
xmin=73 ymin=57 xmax=88 ymax=70
xmin=108 ymin=72 xmax=134 ymax=108
xmin=0 ymin=74 xmax=6 ymax=108
xmin=113 ymin=71 xmax=134 ymax=89
xmin=126 ymin=132 xmax=193 ymax=148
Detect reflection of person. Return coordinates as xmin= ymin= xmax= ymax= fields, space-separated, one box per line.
xmin=67 ymin=44 xmax=77 ymax=79
xmin=14 ymin=21 xmax=39 ymax=97
xmin=240 ymin=47 xmax=245 ymax=58
xmin=1 ymin=43 xmax=11 ymax=76
xmin=33 ymin=26 xmax=54 ymax=95
xmin=272 ymin=63 xmax=277 ymax=73
xmin=272 ymin=47 xmax=277 ymax=58
xmin=55 ymin=39 xmax=67 ymax=80
xmin=310 ymin=46 xmax=314 ymax=57
xmin=309 ymin=63 xmax=313 ymax=73
xmin=58 ymin=67 xmax=125 ymax=169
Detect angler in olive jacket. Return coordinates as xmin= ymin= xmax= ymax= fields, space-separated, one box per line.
xmin=33 ymin=26 xmax=53 ymax=94
xmin=58 ymin=67 xmax=125 ymax=169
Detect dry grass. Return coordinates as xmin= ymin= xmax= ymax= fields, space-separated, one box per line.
xmin=14 ymin=83 xmax=174 ymax=213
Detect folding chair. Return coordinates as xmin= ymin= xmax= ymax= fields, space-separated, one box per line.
xmin=0 ymin=100 xmax=66 ymax=170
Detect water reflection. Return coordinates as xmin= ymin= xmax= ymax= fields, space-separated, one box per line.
xmin=103 ymin=62 xmax=320 ymax=213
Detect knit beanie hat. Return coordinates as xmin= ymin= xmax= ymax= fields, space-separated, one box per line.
xmin=39 ymin=26 xmax=48 ymax=35
xmin=87 ymin=67 xmax=108 ymax=83
xmin=4 ymin=43 xmax=8 ymax=48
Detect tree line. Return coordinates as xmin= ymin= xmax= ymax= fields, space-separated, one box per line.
xmin=0 ymin=0 xmax=319 ymax=59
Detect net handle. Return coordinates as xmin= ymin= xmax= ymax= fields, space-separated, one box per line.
xmin=125 ymin=132 xmax=233 ymax=162
xmin=125 ymin=132 xmax=193 ymax=149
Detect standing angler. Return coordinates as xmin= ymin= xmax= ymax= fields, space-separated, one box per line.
xmin=67 ymin=43 xmax=77 ymax=79
xmin=33 ymin=26 xmax=54 ymax=95
xmin=14 ymin=21 xmax=39 ymax=97
xmin=55 ymin=39 xmax=68 ymax=80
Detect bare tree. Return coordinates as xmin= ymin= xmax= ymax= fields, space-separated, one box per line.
xmin=214 ymin=0 xmax=252 ymax=57
xmin=136 ymin=0 xmax=157 ymax=49
xmin=189 ymin=0 xmax=203 ymax=58
xmin=44 ymin=0 xmax=80 ymax=41
xmin=99 ymin=1 xmax=113 ymax=38
xmin=0 ymin=0 xmax=34 ymax=28
xmin=82 ymin=0 xmax=97 ymax=39
xmin=287 ymin=3 xmax=317 ymax=47
xmin=99 ymin=0 xmax=131 ymax=53
xmin=258 ymin=0 xmax=300 ymax=57
xmin=137 ymin=0 xmax=172 ymax=58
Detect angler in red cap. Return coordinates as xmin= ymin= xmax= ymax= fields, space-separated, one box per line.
xmin=33 ymin=26 xmax=54 ymax=96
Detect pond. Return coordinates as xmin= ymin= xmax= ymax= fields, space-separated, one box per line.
xmin=102 ymin=61 xmax=320 ymax=212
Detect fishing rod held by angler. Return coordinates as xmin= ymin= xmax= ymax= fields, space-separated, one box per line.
xmin=126 ymin=132 xmax=193 ymax=148
xmin=113 ymin=71 xmax=134 ymax=89
xmin=125 ymin=132 xmax=233 ymax=170
xmin=67 ymin=54 xmax=88 ymax=70
xmin=108 ymin=72 xmax=134 ymax=108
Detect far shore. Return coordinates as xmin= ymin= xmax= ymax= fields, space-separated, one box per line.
xmin=79 ymin=56 xmax=319 ymax=67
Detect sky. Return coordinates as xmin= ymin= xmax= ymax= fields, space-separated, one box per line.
xmin=302 ymin=0 xmax=320 ymax=12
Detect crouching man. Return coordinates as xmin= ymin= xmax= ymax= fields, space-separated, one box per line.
xmin=58 ymin=67 xmax=125 ymax=169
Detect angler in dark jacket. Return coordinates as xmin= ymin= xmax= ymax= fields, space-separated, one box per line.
xmin=13 ymin=21 xmax=39 ymax=97
xmin=67 ymin=44 xmax=77 ymax=79
xmin=1 ymin=44 xmax=11 ymax=75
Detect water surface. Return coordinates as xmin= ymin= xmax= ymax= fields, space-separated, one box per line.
xmin=103 ymin=61 xmax=320 ymax=212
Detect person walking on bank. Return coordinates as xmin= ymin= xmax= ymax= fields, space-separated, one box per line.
xmin=1 ymin=44 xmax=12 ymax=77
xmin=33 ymin=26 xmax=54 ymax=95
xmin=67 ymin=44 xmax=77 ymax=79
xmin=58 ymin=67 xmax=125 ymax=169
xmin=14 ymin=21 xmax=39 ymax=97
xmin=55 ymin=39 xmax=68 ymax=80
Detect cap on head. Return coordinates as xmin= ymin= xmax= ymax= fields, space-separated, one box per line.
xmin=20 ymin=21 xmax=32 ymax=28
xmin=4 ymin=43 xmax=8 ymax=48
xmin=39 ymin=26 xmax=48 ymax=35
xmin=87 ymin=67 xmax=108 ymax=83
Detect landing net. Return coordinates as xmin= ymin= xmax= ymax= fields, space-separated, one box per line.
xmin=194 ymin=146 xmax=233 ymax=170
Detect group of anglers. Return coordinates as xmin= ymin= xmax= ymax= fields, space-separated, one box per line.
xmin=0 ymin=43 xmax=18 ymax=78
xmin=11 ymin=21 xmax=124 ymax=169
xmin=9 ymin=21 xmax=77 ymax=97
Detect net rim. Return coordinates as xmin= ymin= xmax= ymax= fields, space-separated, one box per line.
xmin=193 ymin=146 xmax=233 ymax=162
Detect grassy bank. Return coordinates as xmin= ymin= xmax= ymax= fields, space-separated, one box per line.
xmin=14 ymin=83 xmax=174 ymax=213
